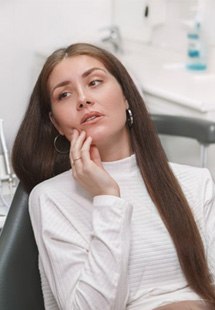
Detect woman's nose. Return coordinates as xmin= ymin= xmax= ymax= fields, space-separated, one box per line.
xmin=77 ymin=89 xmax=94 ymax=109
xmin=78 ymin=100 xmax=94 ymax=109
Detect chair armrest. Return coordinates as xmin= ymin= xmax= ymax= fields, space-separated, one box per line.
xmin=150 ymin=114 xmax=215 ymax=145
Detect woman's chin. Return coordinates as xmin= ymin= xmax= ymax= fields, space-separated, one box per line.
xmin=89 ymin=135 xmax=103 ymax=146
xmin=85 ymin=128 xmax=106 ymax=144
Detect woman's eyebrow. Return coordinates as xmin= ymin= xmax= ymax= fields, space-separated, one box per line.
xmin=51 ymin=80 xmax=71 ymax=96
xmin=51 ymin=68 xmax=107 ymax=95
xmin=82 ymin=67 xmax=107 ymax=78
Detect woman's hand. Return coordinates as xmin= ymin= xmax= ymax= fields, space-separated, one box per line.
xmin=70 ymin=129 xmax=120 ymax=197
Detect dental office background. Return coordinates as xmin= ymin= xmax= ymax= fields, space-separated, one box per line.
xmin=1 ymin=0 xmax=215 ymax=185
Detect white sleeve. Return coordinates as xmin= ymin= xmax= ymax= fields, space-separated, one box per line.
xmin=203 ymin=170 xmax=215 ymax=284
xmin=29 ymin=189 xmax=133 ymax=310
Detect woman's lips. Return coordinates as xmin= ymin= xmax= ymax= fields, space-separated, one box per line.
xmin=81 ymin=111 xmax=104 ymax=124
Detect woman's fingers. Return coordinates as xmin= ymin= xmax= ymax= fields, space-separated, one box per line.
xmin=69 ymin=130 xmax=120 ymax=197
xmin=70 ymin=130 xmax=86 ymax=161
xmin=72 ymin=136 xmax=92 ymax=175
xmin=80 ymin=136 xmax=93 ymax=163
xmin=70 ymin=130 xmax=94 ymax=174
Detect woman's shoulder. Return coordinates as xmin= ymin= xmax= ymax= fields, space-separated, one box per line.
xmin=29 ymin=169 xmax=92 ymax=220
xmin=29 ymin=169 xmax=75 ymax=200
xmin=169 ymin=162 xmax=212 ymax=182
xmin=28 ymin=169 xmax=93 ymax=247
xmin=169 ymin=162 xmax=214 ymax=201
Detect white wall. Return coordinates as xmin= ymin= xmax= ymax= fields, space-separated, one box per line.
xmin=1 ymin=0 xmax=215 ymax=165
xmin=0 ymin=0 xmax=111 ymax=152
xmin=113 ymin=0 xmax=215 ymax=175
xmin=114 ymin=0 xmax=215 ymax=52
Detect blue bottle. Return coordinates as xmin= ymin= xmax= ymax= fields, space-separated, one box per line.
xmin=186 ymin=21 xmax=207 ymax=71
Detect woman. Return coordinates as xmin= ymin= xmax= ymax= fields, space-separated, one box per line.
xmin=12 ymin=43 xmax=215 ymax=309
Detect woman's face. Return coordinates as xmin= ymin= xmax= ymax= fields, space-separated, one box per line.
xmin=48 ymin=55 xmax=130 ymax=151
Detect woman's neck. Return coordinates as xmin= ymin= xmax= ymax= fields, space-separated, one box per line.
xmin=100 ymin=147 xmax=133 ymax=162
xmin=98 ymin=136 xmax=133 ymax=162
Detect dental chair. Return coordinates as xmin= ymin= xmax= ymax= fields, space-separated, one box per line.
xmin=0 ymin=183 xmax=45 ymax=310
xmin=0 ymin=114 xmax=215 ymax=310
xmin=151 ymin=114 xmax=215 ymax=167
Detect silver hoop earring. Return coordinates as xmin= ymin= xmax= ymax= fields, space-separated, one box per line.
xmin=54 ymin=135 xmax=70 ymax=154
xmin=126 ymin=108 xmax=133 ymax=128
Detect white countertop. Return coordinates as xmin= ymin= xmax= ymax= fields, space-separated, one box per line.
xmin=119 ymin=41 xmax=215 ymax=113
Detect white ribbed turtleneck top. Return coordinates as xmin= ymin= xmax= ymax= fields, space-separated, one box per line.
xmin=29 ymin=155 xmax=215 ymax=310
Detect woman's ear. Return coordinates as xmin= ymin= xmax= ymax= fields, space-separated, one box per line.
xmin=49 ymin=112 xmax=64 ymax=135
xmin=125 ymin=99 xmax=129 ymax=109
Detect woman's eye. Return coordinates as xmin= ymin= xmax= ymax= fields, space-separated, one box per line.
xmin=58 ymin=92 xmax=71 ymax=101
xmin=89 ymin=80 xmax=102 ymax=87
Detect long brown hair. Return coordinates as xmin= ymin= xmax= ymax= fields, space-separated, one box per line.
xmin=12 ymin=43 xmax=215 ymax=304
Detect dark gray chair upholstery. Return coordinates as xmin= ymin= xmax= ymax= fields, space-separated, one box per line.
xmin=0 ymin=183 xmax=45 ymax=310
xmin=151 ymin=114 xmax=215 ymax=167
